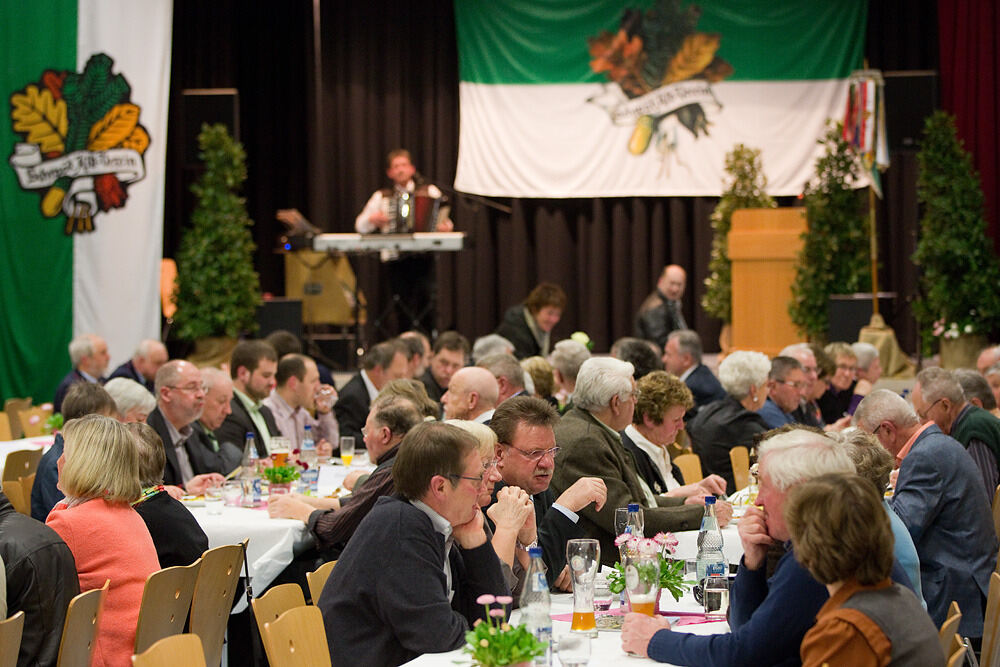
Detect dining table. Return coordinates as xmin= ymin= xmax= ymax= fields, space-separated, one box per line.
xmin=0 ymin=434 xmax=54 ymax=478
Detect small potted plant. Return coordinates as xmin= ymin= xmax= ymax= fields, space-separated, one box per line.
xmin=463 ymin=594 xmax=545 ymax=667
xmin=607 ymin=532 xmax=690 ymax=609
xmin=260 ymin=464 xmax=300 ymax=494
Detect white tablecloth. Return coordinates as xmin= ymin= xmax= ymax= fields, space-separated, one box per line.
xmin=673 ymin=521 xmax=744 ymax=566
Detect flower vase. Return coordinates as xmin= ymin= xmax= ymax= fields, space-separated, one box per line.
xmin=939 ymin=334 xmax=987 ymax=369
xmin=269 ymin=482 xmax=292 ymax=495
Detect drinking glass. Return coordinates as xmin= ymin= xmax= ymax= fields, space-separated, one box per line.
xmin=204 ymin=485 xmax=224 ymax=515
xmin=703 ymin=574 xmax=730 ymax=620
xmin=340 ymin=436 xmax=355 ymax=467
xmin=222 ymin=480 xmax=243 ymax=506
xmin=270 ymin=437 xmax=291 ymax=467
xmin=566 ymin=539 xmax=600 ymax=637
xmin=556 ymin=633 xmax=590 ymax=666
xmin=593 ymin=575 xmax=613 ymax=612
xmin=614 ymin=507 xmax=630 ymax=537
xmin=624 ymin=541 xmax=660 ymax=617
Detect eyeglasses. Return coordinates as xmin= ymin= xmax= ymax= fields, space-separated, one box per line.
xmin=872 ymin=423 xmax=883 ymax=436
xmin=447 ymin=473 xmax=486 ymax=485
xmin=917 ymin=397 xmax=944 ymax=421
xmin=168 ymin=383 xmax=207 ymax=394
xmin=778 ymin=380 xmax=811 ymax=391
xmin=501 ymin=443 xmax=560 ymax=462
xmin=835 ymin=363 xmax=857 ymax=373
xmin=801 ymin=366 xmax=818 ymax=376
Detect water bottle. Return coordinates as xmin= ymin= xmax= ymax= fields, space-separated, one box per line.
xmin=240 ymin=432 xmax=262 ymax=507
xmin=626 ymin=503 xmax=644 ymax=538
xmin=300 ymin=425 xmax=319 ymax=493
xmin=520 ymin=546 xmax=552 ymax=666
xmin=696 ymin=496 xmax=727 ymax=582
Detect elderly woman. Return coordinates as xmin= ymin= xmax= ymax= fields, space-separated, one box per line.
xmin=103 ymin=377 xmax=157 ymax=423
xmin=687 ymin=350 xmax=770 ymax=491
xmin=521 ymin=355 xmax=559 ymax=408
xmin=46 ymin=414 xmax=160 ymax=667
xmin=817 ymin=342 xmax=866 ymax=423
xmin=495 ymin=282 xmax=567 ymax=359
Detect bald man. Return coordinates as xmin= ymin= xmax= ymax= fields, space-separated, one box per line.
xmin=441 ymin=366 xmax=499 ymax=423
xmin=635 ymin=264 xmax=688 ymax=348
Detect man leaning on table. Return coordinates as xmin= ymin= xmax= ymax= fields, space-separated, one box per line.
xmin=319 ymin=421 xmax=508 ymax=667
xmin=622 ymin=428 xmax=916 ymax=666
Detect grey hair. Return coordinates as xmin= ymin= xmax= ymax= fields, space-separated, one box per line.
xmin=854 ymin=389 xmax=920 ymax=431
xmin=573 ymin=357 xmax=635 ymax=411
xmin=718 ymin=350 xmax=771 ymax=399
xmin=136 ymin=339 xmax=165 ymax=359
xmin=851 ymin=342 xmax=880 ymax=372
xmin=779 ymin=342 xmax=812 ymax=358
xmin=986 ymin=362 xmax=1000 ymax=379
xmin=769 ymin=356 xmax=803 ymax=381
xmin=916 ymin=367 xmax=964 ymax=404
xmin=103 ymin=378 xmax=156 ymax=418
xmin=953 ymin=369 xmax=997 ymax=410
xmin=154 ymin=360 xmax=189 ymax=397
xmin=201 ymin=366 xmax=231 ymax=391
xmin=472 ymin=334 xmax=515 ymax=364
xmin=667 ymin=329 xmax=703 ymax=364
xmin=477 ymin=353 xmax=526 ymax=391
xmin=68 ymin=334 xmax=99 ymax=366
xmin=758 ymin=428 xmax=855 ymax=492
xmin=548 ymin=339 xmax=591 ymax=381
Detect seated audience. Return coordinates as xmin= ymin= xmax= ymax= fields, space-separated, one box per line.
xmin=32 ymin=382 xmax=118 ymax=521
xmin=46 ymin=414 xmax=160 ymax=667
xmin=319 ymin=422 xmax=509 ymax=667
xmin=855 ymin=390 xmax=997 ymax=637
xmin=662 ymin=330 xmax=726 ymax=415
xmin=977 ymin=344 xmax=1000 ymax=375
xmin=779 ymin=343 xmax=825 ymax=427
xmin=400 ymin=330 xmax=432 ymax=378
xmin=441 ymin=366 xmax=499 ymax=423
xmin=495 ymin=282 xmax=567 ymax=359
xmin=420 ymin=331 xmax=470 ymax=403
xmin=635 ymin=264 xmax=688 ymax=348
xmin=196 ymin=367 xmax=243 ymax=471
xmin=611 ymin=337 xmax=664 ymax=380
xmin=955 ymin=367 xmax=1000 ymax=418
xmin=336 ymin=339 xmax=410 ymax=445
xmin=216 ymin=340 xmax=279 ymax=457
xmin=757 ymin=356 xmax=808 ymax=429
xmin=103 ymin=377 xmax=156 ymax=423
xmin=472 ymin=334 xmax=515 ymax=364
xmin=687 ymin=350 xmax=770 ymax=491
xmin=53 ymin=333 xmax=110 ymax=413
xmin=477 ymin=353 xmax=529 ymax=403
xmin=520 ymin=355 xmax=559 ymax=408
xmin=129 ymin=422 xmax=209 ymax=568
xmin=817 ymin=342 xmax=862 ymax=423
xmin=552 ymin=358 xmax=705 ymax=567
xmin=108 ymin=339 xmax=168 ymax=392
xmin=623 ymin=370 xmax=728 ymax=500
xmin=548 ymin=338 xmax=590 ymax=412
xmin=852 ymin=341 xmax=882 ymax=384
xmin=263 ymin=353 xmax=339 ymax=450
xmin=789 ymin=473 xmax=942 ymax=666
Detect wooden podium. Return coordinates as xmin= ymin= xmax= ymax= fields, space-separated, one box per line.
xmin=727 ymin=208 xmax=806 ymax=357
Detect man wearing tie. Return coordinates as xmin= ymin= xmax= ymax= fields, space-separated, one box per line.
xmin=635 ymin=264 xmax=688 ymax=349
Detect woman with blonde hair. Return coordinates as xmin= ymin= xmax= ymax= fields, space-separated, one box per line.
xmin=46 ymin=414 xmax=160 ymax=667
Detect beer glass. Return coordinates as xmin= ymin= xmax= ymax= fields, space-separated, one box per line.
xmin=566 ymin=539 xmax=600 ymax=637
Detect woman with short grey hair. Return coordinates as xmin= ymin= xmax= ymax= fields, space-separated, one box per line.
xmin=102 ymin=377 xmax=156 ymax=423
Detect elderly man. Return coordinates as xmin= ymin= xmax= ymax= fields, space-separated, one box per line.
xmin=855 ymin=389 xmax=996 ymax=637
xmin=477 ymin=353 xmax=528 ymax=404
xmin=320 ymin=422 xmax=508 ymax=667
xmin=400 ymin=330 xmax=432 ymax=377
xmin=912 ymin=367 xmax=1000 ymax=501
xmin=215 ymin=340 xmax=279 ymax=458
xmin=441 ymin=366 xmax=499 ymax=423
xmin=472 ymin=334 xmax=515 ymax=364
xmin=488 ymin=396 xmax=606 ymax=586
xmin=335 ymin=339 xmax=410 ymax=446
xmin=263 ymin=354 xmax=339 ymax=451
xmin=108 ymin=339 xmax=168 ymax=392
xmin=757 ymin=356 xmax=808 ymax=429
xmin=852 ymin=341 xmax=882 ymax=384
xmin=146 ymin=361 xmax=228 ymax=494
xmin=193 ymin=367 xmax=242 ymax=472
xmin=53 ymin=333 xmax=110 ymax=413
xmin=420 ymin=331 xmax=470 ymax=402
xmin=662 ymin=330 xmax=725 ymax=415
xmin=978 ymin=344 xmax=1000 ymax=375
xmin=551 ymin=357 xmax=706 ymax=566
xmin=955 ymin=368 xmax=1000 ymax=417
xmin=636 ymin=264 xmax=688 ymax=348
xmin=549 ymin=338 xmax=590 ymax=412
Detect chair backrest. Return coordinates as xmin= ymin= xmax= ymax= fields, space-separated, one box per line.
xmin=306 ymin=560 xmax=337 ymax=605
xmin=0 ymin=611 xmax=25 ymax=667
xmin=134 ymin=560 xmax=202 ymax=654
xmin=57 ymin=579 xmax=109 ymax=667
xmin=252 ymin=583 xmax=306 ymax=661
xmin=980 ymin=571 xmax=1000 ymax=666
xmin=0 ymin=413 xmax=12 ymax=441
xmin=189 ymin=542 xmax=245 ymax=667
xmin=3 ymin=449 xmax=43 ymax=482
xmin=3 ymin=397 xmax=32 ymax=440
xmin=938 ymin=611 xmax=962 ymax=659
xmin=729 ymin=446 xmax=750 ymax=491
xmin=20 ymin=406 xmax=51 ymax=438
xmin=673 ymin=453 xmax=703 ymax=484
xmin=132 ymin=633 xmax=206 ymax=667
xmin=262 ymin=605 xmax=331 ymax=667
xmin=2 ymin=480 xmax=27 ymax=516
xmin=18 ymin=474 xmax=35 ymax=517
xmin=946 ymin=638 xmax=966 ymax=667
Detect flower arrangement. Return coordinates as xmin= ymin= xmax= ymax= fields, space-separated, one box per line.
xmin=260 ymin=464 xmax=301 ymax=485
xmin=607 ymin=532 xmax=690 ymax=601
xmin=463 ymin=594 xmax=545 ymax=667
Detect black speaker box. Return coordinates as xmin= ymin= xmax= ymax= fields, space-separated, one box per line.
xmin=256 ymin=299 xmax=303 ymax=339
xmin=883 ymin=71 xmax=938 ymax=152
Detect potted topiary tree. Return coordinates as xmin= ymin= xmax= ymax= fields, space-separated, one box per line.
xmin=790 ymin=123 xmax=870 ymax=344
xmin=912 ymin=111 xmax=1000 ymax=368
xmin=702 ymin=144 xmax=775 ymax=353
xmin=173 ymin=123 xmax=261 ymax=365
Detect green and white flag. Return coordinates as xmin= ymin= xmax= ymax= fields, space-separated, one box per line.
xmin=1 ymin=0 xmax=172 ymax=402
xmin=454 ymin=0 xmax=866 ymax=198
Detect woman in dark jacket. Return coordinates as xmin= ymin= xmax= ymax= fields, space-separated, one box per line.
xmin=495 ymin=282 xmax=567 ymax=359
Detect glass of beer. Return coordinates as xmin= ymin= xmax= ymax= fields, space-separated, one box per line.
xmin=566 ymin=538 xmax=600 ymax=637
xmin=270 ymin=437 xmax=291 ymax=467
xmin=339 ymin=436 xmax=355 ymax=467
xmin=625 ymin=541 xmax=661 ymax=617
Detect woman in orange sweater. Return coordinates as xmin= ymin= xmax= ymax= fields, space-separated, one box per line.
xmin=47 ymin=414 xmax=160 ymax=666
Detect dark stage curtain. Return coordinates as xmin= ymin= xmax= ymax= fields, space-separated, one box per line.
xmin=166 ymin=0 xmax=947 ymax=357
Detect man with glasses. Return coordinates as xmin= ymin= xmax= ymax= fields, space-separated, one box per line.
xmin=552 ymin=357 xmax=704 ymax=567
xmin=758 ymin=356 xmax=809 ymax=429
xmin=855 ymin=389 xmax=996 ymax=640
xmin=146 ymin=360 xmax=228 ymax=494
xmin=487 ymin=396 xmax=607 ymax=588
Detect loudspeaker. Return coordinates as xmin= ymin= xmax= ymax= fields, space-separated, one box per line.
xmin=180 ymin=88 xmax=240 ymax=166
xmin=256 ymin=299 xmax=303 ymax=339
xmin=883 ymin=71 xmax=938 ymax=152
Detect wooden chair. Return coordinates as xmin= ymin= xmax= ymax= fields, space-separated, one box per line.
xmin=673 ymin=453 xmax=703 ymax=484
xmin=3 ymin=449 xmax=43 ymax=482
xmin=0 ymin=414 xmax=12 ymax=441
xmin=261 ymin=605 xmax=331 ymax=667
xmin=306 ymin=560 xmax=336 ymax=605
xmin=18 ymin=474 xmax=34 ymax=517
xmin=729 ymin=446 xmax=750 ymax=491
xmin=252 ymin=583 xmax=306 ymax=662
xmin=20 ymin=406 xmax=51 ymax=437
xmin=980 ymin=572 xmax=1000 ymax=666
xmin=132 ymin=633 xmax=206 ymax=667
xmin=189 ymin=542 xmax=245 ymax=667
xmin=0 ymin=611 xmax=25 ymax=667
xmin=938 ymin=609 xmax=962 ymax=659
xmin=134 ymin=560 xmax=201 ymax=654
xmin=2 ymin=480 xmax=28 ymax=516
xmin=946 ymin=638 xmax=966 ymax=667
xmin=3 ymin=398 xmax=32 ymax=439
xmin=57 ymin=580 xmax=109 ymax=667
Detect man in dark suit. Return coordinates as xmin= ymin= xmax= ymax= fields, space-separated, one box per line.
xmin=662 ymin=329 xmax=725 ymax=415
xmin=146 ymin=360 xmax=228 ymax=495
xmin=107 ymin=339 xmax=168 ymax=393
xmin=487 ymin=396 xmax=606 ymax=587
xmin=335 ymin=339 xmax=410 ymax=447
xmin=856 ymin=389 xmax=998 ymax=640
xmin=215 ymin=340 xmax=279 ymax=458
xmin=53 ymin=333 xmax=110 ymax=413
xmin=635 ymin=264 xmax=687 ymax=349
xmin=420 ymin=330 xmax=470 ymax=403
